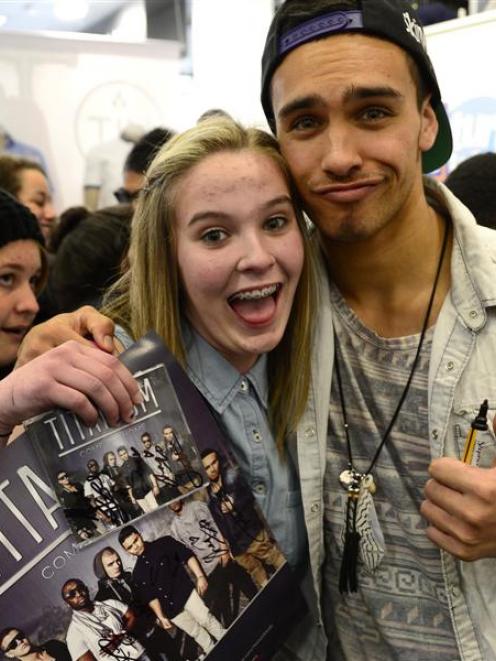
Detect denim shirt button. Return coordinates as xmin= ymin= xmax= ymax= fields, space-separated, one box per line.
xmin=432 ymin=429 xmax=439 ymax=440
xmin=240 ymin=380 xmax=249 ymax=392
xmin=446 ymin=360 xmax=455 ymax=371
xmin=469 ymin=310 xmax=478 ymax=319
xmin=311 ymin=502 xmax=320 ymax=513
xmin=305 ymin=426 xmax=316 ymax=438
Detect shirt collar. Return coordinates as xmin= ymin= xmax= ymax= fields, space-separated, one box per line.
xmin=426 ymin=178 xmax=496 ymax=330
xmin=183 ymin=324 xmax=268 ymax=414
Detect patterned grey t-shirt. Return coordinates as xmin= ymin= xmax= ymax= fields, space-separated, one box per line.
xmin=323 ymin=283 xmax=459 ymax=660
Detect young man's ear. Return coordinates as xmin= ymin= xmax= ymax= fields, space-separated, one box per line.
xmin=419 ymin=94 xmax=439 ymax=153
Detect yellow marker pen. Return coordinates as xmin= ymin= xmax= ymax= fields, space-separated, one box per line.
xmin=461 ymin=399 xmax=488 ymax=464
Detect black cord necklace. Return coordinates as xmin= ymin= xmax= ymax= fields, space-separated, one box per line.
xmin=334 ymin=220 xmax=449 ymax=594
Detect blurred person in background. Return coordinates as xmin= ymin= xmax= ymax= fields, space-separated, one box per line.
xmin=83 ymin=123 xmax=145 ymax=211
xmin=445 ymin=152 xmax=496 ymax=229
xmin=0 ymin=190 xmax=47 ymax=377
xmin=0 ymin=154 xmax=56 ymax=243
xmin=46 ymin=204 xmax=132 ymax=314
xmin=48 ymin=206 xmax=88 ymax=254
xmin=115 ymin=128 xmax=175 ymax=207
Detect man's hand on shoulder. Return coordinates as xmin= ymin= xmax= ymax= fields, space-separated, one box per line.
xmin=16 ymin=306 xmax=116 ymax=367
xmin=421 ymin=456 xmax=496 ymax=561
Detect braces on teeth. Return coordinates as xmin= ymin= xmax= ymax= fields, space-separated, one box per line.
xmin=233 ymin=285 xmax=278 ymax=301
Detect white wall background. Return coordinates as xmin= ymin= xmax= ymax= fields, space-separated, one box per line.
xmin=0 ymin=2 xmax=494 ymax=209
xmin=425 ymin=9 xmax=496 ymax=175
xmin=0 ymin=31 xmax=185 ymax=209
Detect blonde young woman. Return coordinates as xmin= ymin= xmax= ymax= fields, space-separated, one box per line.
xmin=101 ymin=117 xmax=317 ymax=568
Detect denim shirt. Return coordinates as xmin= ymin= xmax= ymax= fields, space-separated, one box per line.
xmin=296 ymin=180 xmax=496 ymax=661
xmin=184 ymin=327 xmax=307 ymax=570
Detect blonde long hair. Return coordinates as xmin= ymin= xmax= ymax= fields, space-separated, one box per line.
xmin=103 ymin=117 xmax=317 ymax=451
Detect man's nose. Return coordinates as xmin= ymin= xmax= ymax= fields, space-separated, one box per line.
xmin=320 ymin=123 xmax=363 ymax=177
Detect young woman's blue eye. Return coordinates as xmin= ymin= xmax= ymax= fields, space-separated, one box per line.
xmin=201 ymin=228 xmax=228 ymax=244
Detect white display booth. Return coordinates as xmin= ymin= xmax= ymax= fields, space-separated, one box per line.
xmin=0 ymin=31 xmax=185 ymax=209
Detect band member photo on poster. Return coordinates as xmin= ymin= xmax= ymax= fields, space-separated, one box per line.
xmin=25 ymin=363 xmax=208 ymax=546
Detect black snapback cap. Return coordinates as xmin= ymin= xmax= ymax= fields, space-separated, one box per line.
xmin=261 ymin=0 xmax=453 ymax=173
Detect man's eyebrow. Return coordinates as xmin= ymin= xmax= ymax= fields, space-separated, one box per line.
xmin=277 ymin=86 xmax=402 ymax=122
xmin=343 ymin=85 xmax=404 ymax=103
xmin=277 ymin=94 xmax=326 ymax=121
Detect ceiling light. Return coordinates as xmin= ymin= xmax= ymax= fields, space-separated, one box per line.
xmin=53 ymin=0 xmax=89 ymax=22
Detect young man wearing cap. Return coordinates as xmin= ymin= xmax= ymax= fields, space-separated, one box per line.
xmin=261 ymin=1 xmax=496 ymax=660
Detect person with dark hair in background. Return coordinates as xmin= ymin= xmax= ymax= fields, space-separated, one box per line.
xmin=0 ymin=190 xmax=47 ymax=377
xmin=93 ymin=547 xmax=181 ymax=661
xmin=196 ymin=108 xmax=233 ymax=123
xmin=0 ymin=155 xmax=56 ymax=242
xmin=118 ymin=526 xmax=225 ymax=656
xmin=445 ymin=152 xmax=496 ymax=229
xmin=46 ymin=204 xmax=132 ymax=314
xmin=0 ymin=628 xmax=70 ymax=661
xmin=114 ymin=128 xmax=175 ymax=207
xmin=47 ymin=206 xmax=88 ymax=254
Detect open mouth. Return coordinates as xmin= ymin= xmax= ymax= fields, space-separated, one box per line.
xmin=228 ymin=284 xmax=282 ymax=326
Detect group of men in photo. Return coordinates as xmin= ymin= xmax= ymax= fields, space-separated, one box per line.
xmin=7 ymin=447 xmax=286 ymax=661
xmin=55 ymin=426 xmax=203 ymax=542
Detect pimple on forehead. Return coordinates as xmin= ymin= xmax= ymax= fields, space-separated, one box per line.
xmin=198 ymin=174 xmax=269 ymax=199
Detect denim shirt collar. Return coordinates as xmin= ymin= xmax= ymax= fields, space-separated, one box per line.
xmin=183 ymin=324 xmax=269 ymax=414
xmin=426 ymin=178 xmax=496 ymax=331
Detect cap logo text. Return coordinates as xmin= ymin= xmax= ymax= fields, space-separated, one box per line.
xmin=403 ymin=11 xmax=426 ymax=48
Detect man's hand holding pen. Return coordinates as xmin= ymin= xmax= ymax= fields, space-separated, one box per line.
xmin=421 ymin=458 xmax=496 ymax=561
xmin=421 ymin=400 xmax=496 ymax=561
